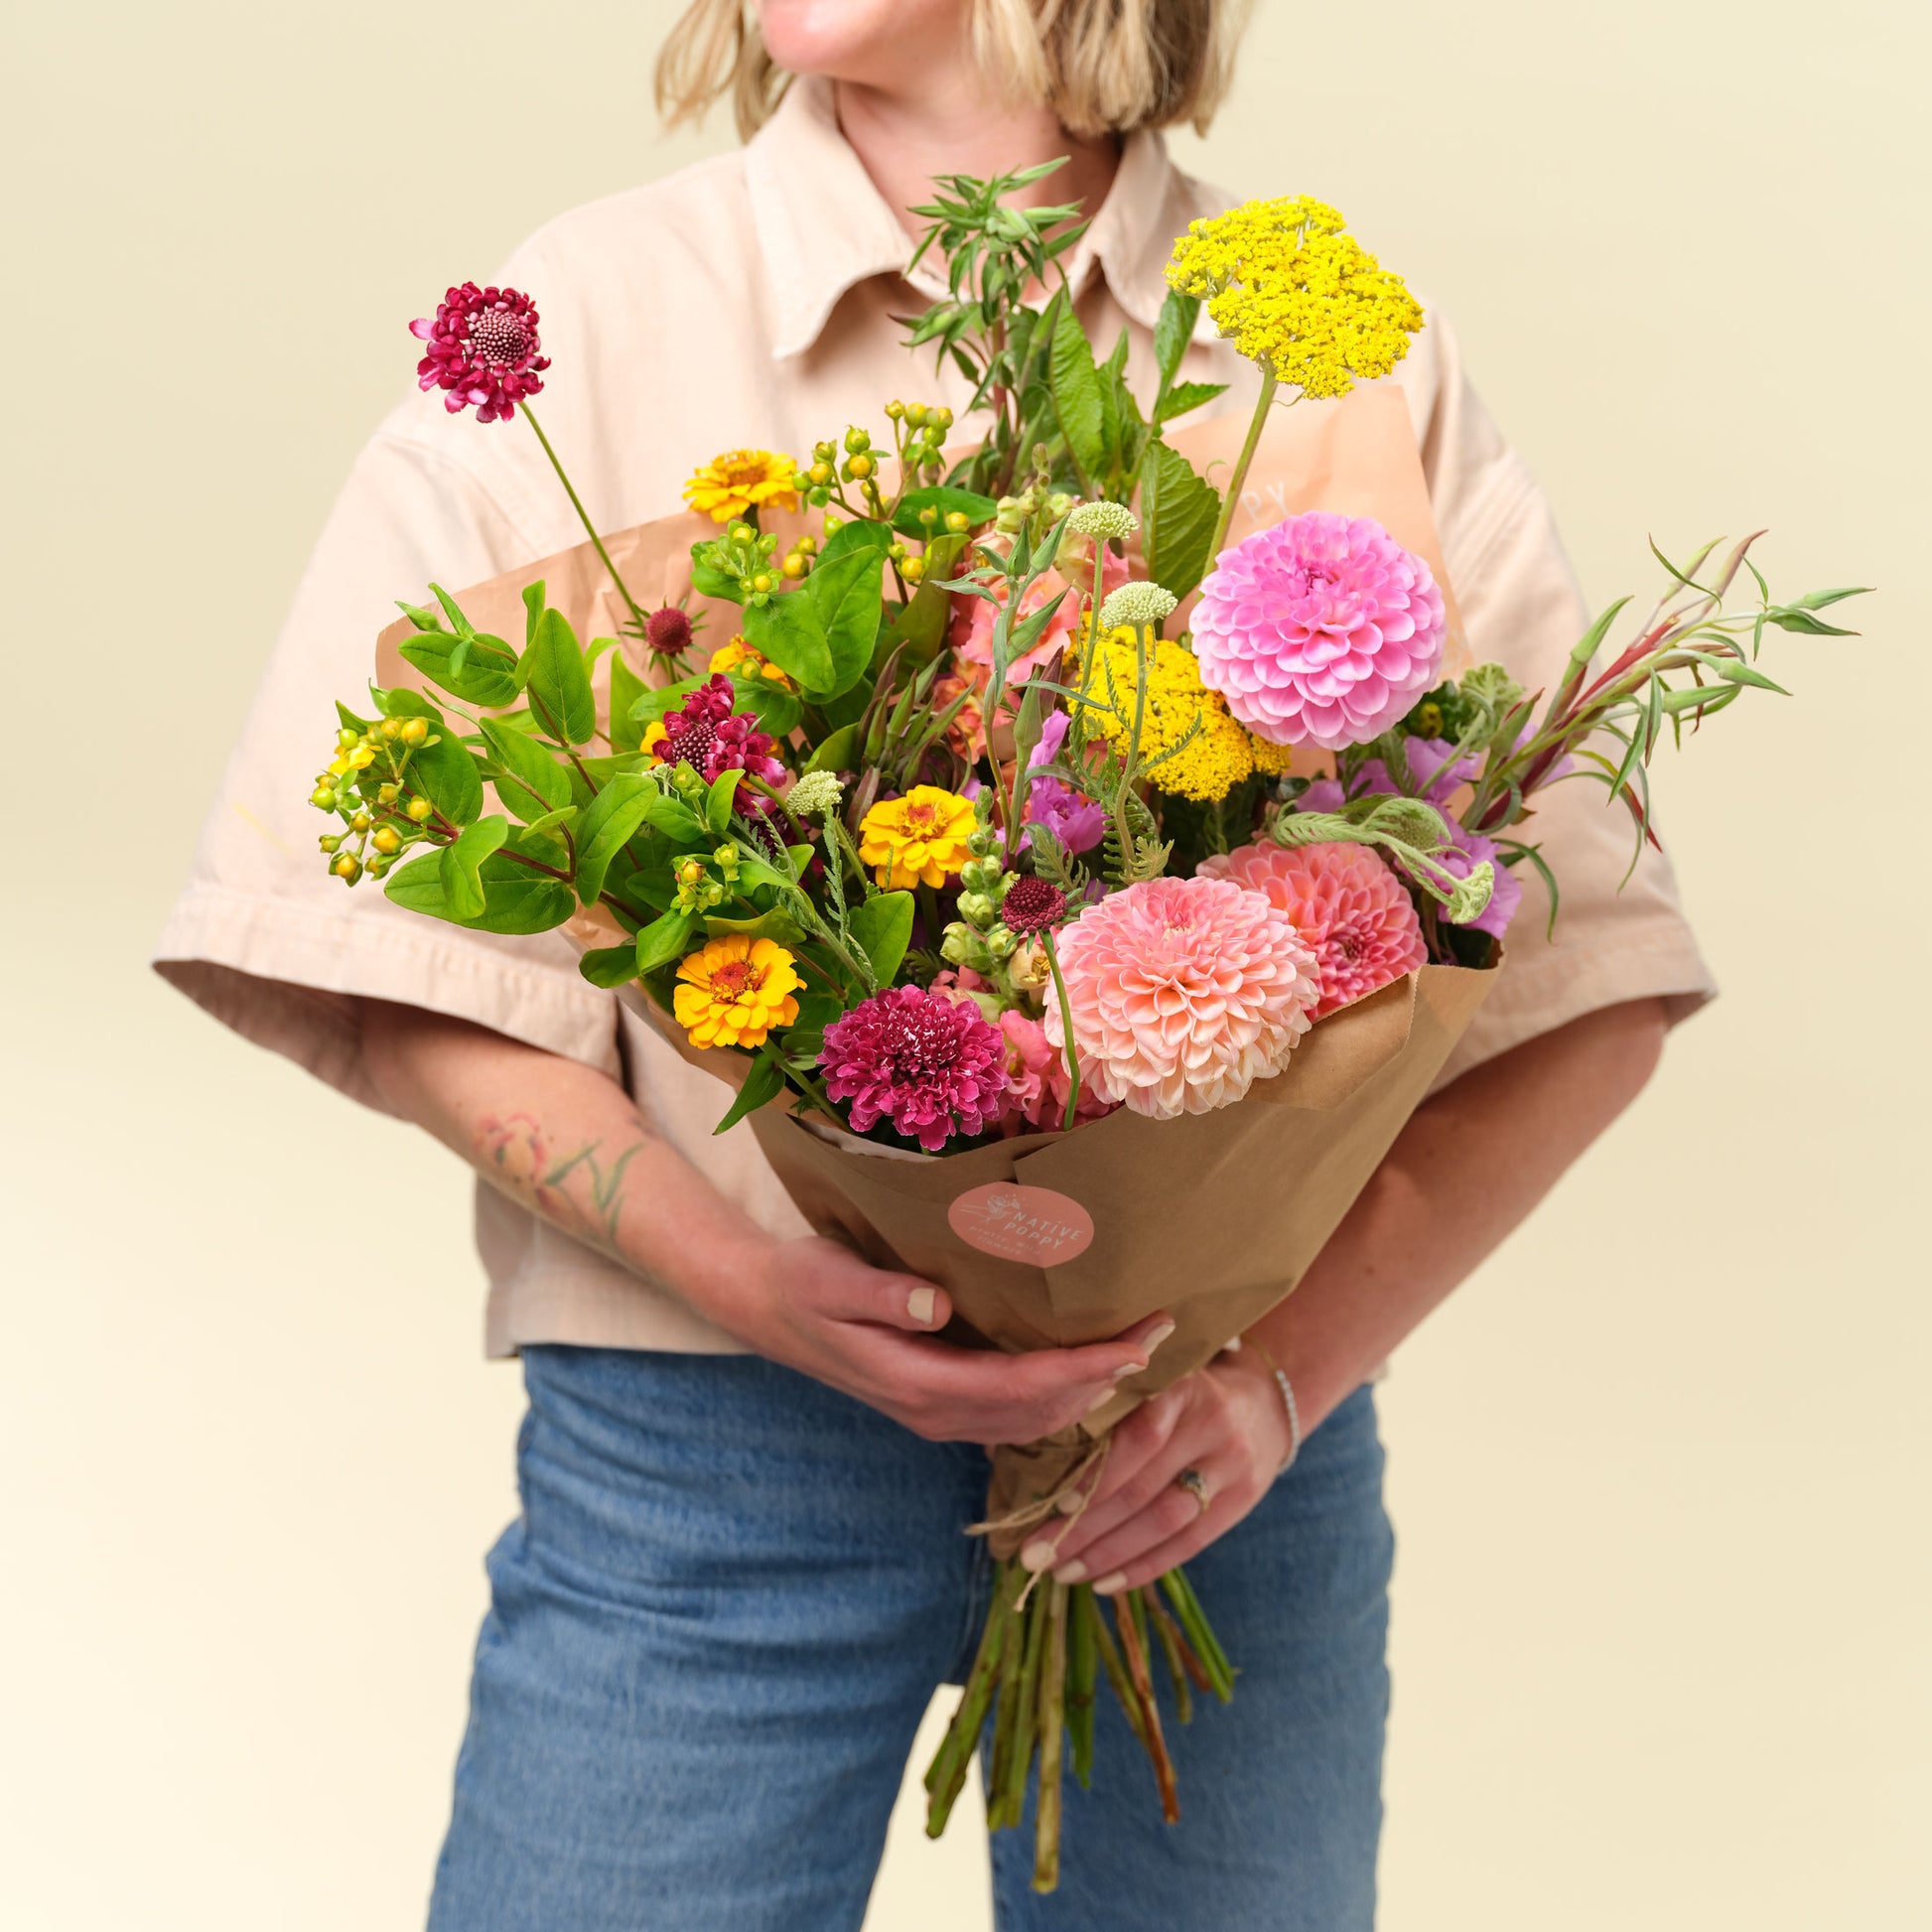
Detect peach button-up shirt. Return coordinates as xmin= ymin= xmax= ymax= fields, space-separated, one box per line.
xmin=155 ymin=77 xmax=1715 ymax=1357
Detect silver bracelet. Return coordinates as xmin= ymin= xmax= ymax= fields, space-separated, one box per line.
xmin=1230 ymin=1334 xmax=1303 ymax=1472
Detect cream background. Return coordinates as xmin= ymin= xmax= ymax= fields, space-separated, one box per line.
xmin=4 ymin=1 xmax=1926 ymax=1926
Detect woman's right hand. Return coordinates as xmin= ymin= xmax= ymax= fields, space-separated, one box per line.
xmin=719 ymin=1234 xmax=1173 ymax=1446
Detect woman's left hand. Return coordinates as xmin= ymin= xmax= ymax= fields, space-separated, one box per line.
xmin=1016 ymin=1351 xmax=1293 ymax=1594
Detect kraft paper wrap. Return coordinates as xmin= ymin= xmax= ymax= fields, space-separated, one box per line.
xmin=374 ymin=385 xmax=1496 ymax=1551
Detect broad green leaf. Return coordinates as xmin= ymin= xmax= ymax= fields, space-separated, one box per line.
xmin=520 ymin=581 xmax=547 ymax=648
xmin=643 ymin=792 xmax=709 ymax=844
xmin=438 ymin=814 xmax=509 ymax=920
xmin=703 ymin=908 xmax=807 ymax=944
xmin=407 ymin=723 xmax=485 ymax=828
xmin=1049 ymin=303 xmax=1107 ymax=488
xmin=712 ymin=1051 xmax=786 ymax=1135
xmin=523 ymin=607 xmax=598 ymax=744
xmin=1140 ymin=439 xmax=1221 ymax=602
xmin=731 ymin=674 xmax=801 ymax=739
xmin=745 ymin=588 xmax=836 ymax=693
xmin=384 ymin=849 xmax=575 ymax=934
xmin=886 ymin=532 xmax=969 ymax=663
xmin=430 ymin=584 xmax=477 ymax=638
xmin=849 ymin=891 xmax=913 ymax=983
xmin=1152 ymin=288 xmax=1198 ymax=391
xmin=398 ymin=629 xmax=522 ymax=707
xmin=690 ymin=556 xmax=744 ymax=604
xmin=806 ymin=723 xmax=861 ymax=772
xmin=706 ymin=767 xmax=744 ymax=834
xmin=515 ymin=804 xmax=578 ymax=857
xmin=575 ymin=772 xmax=661 ymax=903
xmin=631 ymin=675 xmax=703 ymax=732
xmin=892 ymin=484 xmax=999 ymax=540
xmin=1153 ymin=379 xmax=1228 ymax=425
xmin=815 ymin=518 xmax=896 ymax=567
xmin=635 ymin=907 xmax=699 ymax=975
xmin=480 ymin=714 xmax=571 ymax=820
xmin=608 ymin=649 xmax=650 ymax=757
xmin=578 ymin=942 xmax=644 ymax=988
xmin=806 ymin=544 xmax=886 ymax=696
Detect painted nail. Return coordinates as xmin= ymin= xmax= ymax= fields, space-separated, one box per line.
xmin=1054 ymin=1490 xmax=1084 ymax=1515
xmin=906 ymin=1286 xmax=936 ymax=1326
xmin=1053 ymin=1558 xmax=1089 ymax=1585
xmin=1019 ymin=1540 xmax=1057 ymax=1573
xmin=1144 ymin=1321 xmax=1176 ymax=1352
xmin=1092 ymin=1571 xmax=1128 ymax=1595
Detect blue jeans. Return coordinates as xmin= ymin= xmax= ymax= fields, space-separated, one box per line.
xmin=428 ymin=1348 xmax=1393 ymax=1930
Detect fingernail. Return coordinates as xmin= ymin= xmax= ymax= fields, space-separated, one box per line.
xmin=1111 ymin=1358 xmax=1145 ymax=1382
xmin=1092 ymin=1571 xmax=1128 ymax=1595
xmin=1053 ymin=1558 xmax=1089 ymax=1584
xmin=1145 ymin=1321 xmax=1176 ymax=1352
xmin=906 ymin=1287 xmax=936 ymax=1326
xmin=1054 ymin=1491 xmax=1083 ymax=1515
xmin=1019 ymin=1540 xmax=1057 ymax=1573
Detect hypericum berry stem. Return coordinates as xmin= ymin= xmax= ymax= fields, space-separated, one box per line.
xmin=521 ymin=402 xmax=650 ymax=635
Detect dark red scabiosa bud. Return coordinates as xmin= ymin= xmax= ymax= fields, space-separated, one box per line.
xmin=999 ymin=874 xmax=1068 ymax=937
xmin=410 ymin=283 xmax=550 ymax=424
xmin=645 ymin=606 xmax=694 ymax=661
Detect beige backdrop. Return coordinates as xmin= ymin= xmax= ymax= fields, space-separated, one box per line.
xmin=4 ymin=1 xmax=1926 ymax=1926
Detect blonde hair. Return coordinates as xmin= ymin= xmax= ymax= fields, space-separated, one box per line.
xmin=654 ymin=0 xmax=1251 ymax=143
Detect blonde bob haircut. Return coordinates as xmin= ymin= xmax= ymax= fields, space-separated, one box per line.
xmin=654 ymin=0 xmax=1252 ymax=143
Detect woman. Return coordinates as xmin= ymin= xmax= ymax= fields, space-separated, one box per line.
xmin=156 ymin=1 xmax=1714 ymax=1924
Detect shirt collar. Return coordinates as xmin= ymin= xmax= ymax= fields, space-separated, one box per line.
xmin=745 ymin=75 xmax=1183 ymax=360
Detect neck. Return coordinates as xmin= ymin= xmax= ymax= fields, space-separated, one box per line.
xmin=833 ymin=74 xmax=1121 ymax=240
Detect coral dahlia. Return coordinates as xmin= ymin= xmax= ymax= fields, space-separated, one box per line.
xmin=410 ymin=283 xmax=550 ymax=424
xmin=1044 ymin=876 xmax=1319 ymax=1120
xmin=1192 ymin=511 xmax=1446 ymax=752
xmin=1200 ymin=841 xmax=1426 ymax=1019
xmin=820 ymin=985 xmax=1009 ymax=1152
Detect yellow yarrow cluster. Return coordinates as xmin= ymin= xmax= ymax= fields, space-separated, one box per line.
xmin=1079 ymin=626 xmax=1291 ymax=803
xmin=858 ymin=785 xmax=976 ymax=890
xmin=682 ymin=449 xmax=800 ymax=522
xmin=709 ymin=634 xmax=793 ymax=690
xmin=1165 ymin=196 xmax=1424 ymax=399
xmin=672 ymin=934 xmax=802 ymax=1048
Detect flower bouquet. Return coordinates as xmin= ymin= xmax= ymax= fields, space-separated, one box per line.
xmin=308 ymin=172 xmax=1866 ymax=1887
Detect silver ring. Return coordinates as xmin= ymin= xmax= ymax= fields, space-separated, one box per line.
xmin=1175 ymin=1467 xmax=1210 ymax=1516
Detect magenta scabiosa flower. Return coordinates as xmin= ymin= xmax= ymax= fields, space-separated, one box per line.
xmin=1199 ymin=841 xmax=1427 ymax=1018
xmin=644 ymin=675 xmax=786 ymax=803
xmin=1191 ymin=511 xmax=1446 ymax=752
xmin=820 ymin=985 xmax=1009 ymax=1152
xmin=1000 ymin=875 xmax=1068 ymax=938
xmin=1044 ymin=876 xmax=1319 ymax=1119
xmin=410 ymin=283 xmax=550 ymax=424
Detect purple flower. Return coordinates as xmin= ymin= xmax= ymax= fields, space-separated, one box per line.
xmin=647 ymin=674 xmax=786 ymax=809
xmin=819 ymin=986 xmax=1009 ymax=1152
xmin=410 ymin=283 xmax=550 ymax=424
xmin=1436 ymin=822 xmax=1522 ymax=938
xmin=1021 ymin=711 xmax=1106 ymax=854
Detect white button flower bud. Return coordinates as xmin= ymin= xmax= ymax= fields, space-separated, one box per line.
xmin=1098 ymin=582 xmax=1180 ymax=632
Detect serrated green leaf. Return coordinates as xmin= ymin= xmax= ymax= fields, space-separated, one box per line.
xmin=1049 ymin=303 xmax=1107 ymax=489
xmin=523 ymin=607 xmax=598 ymax=744
xmin=1141 ymin=439 xmax=1221 ymax=601
xmin=1154 ymin=289 xmax=1198 ymax=391
xmin=1153 ymin=379 xmax=1227 ymax=425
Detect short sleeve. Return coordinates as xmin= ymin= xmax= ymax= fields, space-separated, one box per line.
xmin=1402 ymin=313 xmax=1718 ymax=1087
xmin=153 ymin=422 xmax=621 ymax=1115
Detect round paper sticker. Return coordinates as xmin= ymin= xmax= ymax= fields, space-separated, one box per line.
xmin=946 ymin=1183 xmax=1095 ymax=1267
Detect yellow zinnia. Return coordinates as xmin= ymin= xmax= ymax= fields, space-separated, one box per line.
xmin=709 ymin=634 xmax=794 ymax=690
xmin=858 ymin=786 xmax=976 ymax=890
xmin=1165 ymin=196 xmax=1423 ymax=400
xmin=1079 ymin=627 xmax=1258 ymax=804
xmin=683 ymin=449 xmax=800 ymax=523
xmin=672 ymin=934 xmax=802 ymax=1049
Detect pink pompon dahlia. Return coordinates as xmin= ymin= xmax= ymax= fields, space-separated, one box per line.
xmin=410 ymin=283 xmax=550 ymax=424
xmin=643 ymin=674 xmax=786 ymax=803
xmin=1191 ymin=511 xmax=1446 ymax=752
xmin=1044 ymin=876 xmax=1319 ymax=1119
xmin=1200 ymin=841 xmax=1426 ymax=1019
xmin=820 ymin=985 xmax=1009 ymax=1152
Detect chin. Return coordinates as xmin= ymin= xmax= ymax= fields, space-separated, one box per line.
xmin=759 ymin=0 xmax=961 ymax=83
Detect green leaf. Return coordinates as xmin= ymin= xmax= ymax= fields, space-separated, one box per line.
xmin=805 ymin=543 xmax=886 ymax=696
xmin=1788 ymin=585 xmax=1873 ymax=612
xmin=706 ymin=767 xmax=744 ymax=834
xmin=1766 ymin=608 xmax=1859 ymax=637
xmin=1153 ymin=380 xmax=1227 ymax=425
xmin=516 ymin=804 xmax=579 ymax=854
xmin=480 ymin=714 xmax=571 ymax=820
xmin=1152 ymin=289 xmax=1198 ymax=392
xmin=634 ymin=907 xmax=699 ymax=975
xmin=523 ymin=607 xmax=598 ymax=744
xmin=643 ymin=792 xmax=709 ymax=844
xmin=1140 ymin=439 xmax=1221 ymax=602
xmin=1049 ymin=303 xmax=1107 ymax=489
xmin=438 ymin=814 xmax=509 ymax=920
xmin=893 ymin=484 xmax=1000 ymax=540
xmin=575 ymin=772 xmax=662 ymax=903
xmin=815 ymin=518 xmax=896 ymax=567
xmin=849 ymin=891 xmax=913 ymax=983
xmin=712 ymin=1051 xmax=786 ymax=1135
xmin=886 ymin=531 xmax=969 ymax=663
xmin=703 ymin=908 xmax=807 ymax=945
xmin=690 ymin=555 xmax=744 ymax=604
xmin=608 ymin=649 xmax=650 ymax=758
xmin=631 ymin=675 xmax=703 ymax=732
xmin=408 ymin=722 xmax=485 ymax=829
xmin=521 ymin=581 xmax=547 ymax=648
xmin=745 ymin=590 xmax=835 ymax=693
xmin=398 ymin=629 xmax=523 ymax=707
xmin=578 ymin=941 xmax=644 ymax=989
xmin=807 ymin=723 xmax=862 ymax=772
xmin=384 ymin=849 xmax=575 ymax=934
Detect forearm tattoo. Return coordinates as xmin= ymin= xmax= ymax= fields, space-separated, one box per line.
xmin=474 ymin=1110 xmax=650 ymax=1251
